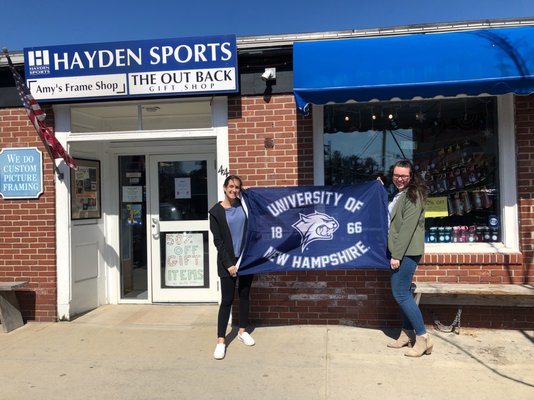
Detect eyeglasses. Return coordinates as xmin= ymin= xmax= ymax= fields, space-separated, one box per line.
xmin=393 ymin=174 xmax=410 ymax=180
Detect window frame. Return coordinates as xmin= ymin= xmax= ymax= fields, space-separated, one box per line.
xmin=313 ymin=94 xmax=519 ymax=253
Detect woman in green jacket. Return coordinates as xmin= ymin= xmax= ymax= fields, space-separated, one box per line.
xmin=386 ymin=159 xmax=432 ymax=357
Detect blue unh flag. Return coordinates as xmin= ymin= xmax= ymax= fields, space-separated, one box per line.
xmin=238 ymin=180 xmax=389 ymax=275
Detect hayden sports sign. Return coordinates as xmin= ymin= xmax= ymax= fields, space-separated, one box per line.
xmin=238 ymin=181 xmax=390 ymax=275
xmin=23 ymin=34 xmax=238 ymax=101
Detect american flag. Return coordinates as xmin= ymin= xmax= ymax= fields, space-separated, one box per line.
xmin=3 ymin=49 xmax=76 ymax=170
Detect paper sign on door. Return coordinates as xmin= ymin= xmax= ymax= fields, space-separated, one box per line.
xmin=175 ymin=178 xmax=191 ymax=199
xmin=165 ymin=232 xmax=204 ymax=286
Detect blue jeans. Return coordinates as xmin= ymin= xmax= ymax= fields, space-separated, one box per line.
xmin=390 ymin=255 xmax=426 ymax=335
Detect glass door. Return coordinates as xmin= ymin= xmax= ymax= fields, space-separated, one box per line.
xmin=149 ymin=154 xmax=218 ymax=302
xmin=119 ymin=155 xmax=148 ymax=300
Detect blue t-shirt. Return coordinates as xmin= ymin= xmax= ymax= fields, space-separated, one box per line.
xmin=225 ymin=204 xmax=246 ymax=257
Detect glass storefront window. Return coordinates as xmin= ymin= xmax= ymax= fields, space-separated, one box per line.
xmin=323 ymin=98 xmax=500 ymax=244
xmin=70 ymin=99 xmax=212 ymax=132
xmin=141 ymin=101 xmax=211 ymax=130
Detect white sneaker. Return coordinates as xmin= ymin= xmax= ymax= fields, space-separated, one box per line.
xmin=213 ymin=343 xmax=225 ymax=360
xmin=238 ymin=332 xmax=255 ymax=346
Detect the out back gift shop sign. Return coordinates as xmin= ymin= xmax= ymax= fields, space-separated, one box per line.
xmin=24 ymin=34 xmax=238 ymax=102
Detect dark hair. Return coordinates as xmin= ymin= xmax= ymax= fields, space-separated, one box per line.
xmin=223 ymin=175 xmax=243 ymax=187
xmin=392 ymin=159 xmax=427 ymax=204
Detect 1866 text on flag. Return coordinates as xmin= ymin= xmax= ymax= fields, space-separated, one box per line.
xmin=238 ymin=181 xmax=389 ymax=275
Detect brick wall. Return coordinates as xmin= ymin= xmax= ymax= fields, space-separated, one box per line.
xmin=516 ymin=95 xmax=534 ymax=284
xmin=229 ymin=94 xmax=534 ymax=330
xmin=0 ymin=107 xmax=57 ymax=322
xmin=228 ymin=95 xmax=313 ymax=186
xmin=418 ymin=253 xmax=524 ymax=283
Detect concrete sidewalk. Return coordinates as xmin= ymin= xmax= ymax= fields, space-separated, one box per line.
xmin=1 ymin=304 xmax=533 ymax=400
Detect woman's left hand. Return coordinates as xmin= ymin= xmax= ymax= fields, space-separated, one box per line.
xmin=227 ymin=265 xmax=238 ymax=277
xmin=390 ymin=258 xmax=400 ymax=270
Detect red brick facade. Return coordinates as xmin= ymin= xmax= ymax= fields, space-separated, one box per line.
xmin=229 ymin=94 xmax=534 ymax=330
xmin=0 ymin=107 xmax=57 ymax=322
xmin=1 ymin=93 xmax=532 ymax=328
xmin=228 ymin=95 xmax=313 ymax=186
xmin=516 ymin=96 xmax=534 ymax=283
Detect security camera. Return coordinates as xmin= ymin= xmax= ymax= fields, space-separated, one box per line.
xmin=261 ymin=68 xmax=276 ymax=81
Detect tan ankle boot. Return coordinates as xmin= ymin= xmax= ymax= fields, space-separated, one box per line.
xmin=387 ymin=329 xmax=415 ymax=348
xmin=405 ymin=333 xmax=433 ymax=357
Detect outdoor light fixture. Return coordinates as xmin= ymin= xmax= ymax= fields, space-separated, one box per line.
xmin=144 ymin=106 xmax=160 ymax=113
xmin=261 ymin=67 xmax=276 ymax=81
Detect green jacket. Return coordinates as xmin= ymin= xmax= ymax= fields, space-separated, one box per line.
xmin=388 ymin=191 xmax=425 ymax=260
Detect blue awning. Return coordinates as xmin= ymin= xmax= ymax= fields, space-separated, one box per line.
xmin=293 ymin=26 xmax=534 ymax=114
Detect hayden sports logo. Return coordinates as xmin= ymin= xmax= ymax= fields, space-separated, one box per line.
xmin=292 ymin=211 xmax=339 ymax=252
xmin=27 ymin=50 xmax=51 ymax=75
xmin=238 ymin=183 xmax=390 ymax=275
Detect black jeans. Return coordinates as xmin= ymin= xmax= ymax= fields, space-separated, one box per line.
xmin=217 ymin=274 xmax=254 ymax=338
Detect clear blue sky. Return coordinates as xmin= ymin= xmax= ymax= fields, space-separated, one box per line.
xmin=2 ymin=0 xmax=533 ymax=51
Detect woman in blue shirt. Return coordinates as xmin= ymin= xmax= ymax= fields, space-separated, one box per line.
xmin=209 ymin=175 xmax=255 ymax=360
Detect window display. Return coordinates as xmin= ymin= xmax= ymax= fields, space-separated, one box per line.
xmin=323 ymin=97 xmax=500 ymax=243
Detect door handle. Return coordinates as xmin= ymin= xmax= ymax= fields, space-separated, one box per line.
xmin=151 ymin=218 xmax=160 ymax=240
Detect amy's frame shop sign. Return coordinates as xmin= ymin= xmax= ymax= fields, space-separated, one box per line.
xmin=71 ymin=158 xmax=101 ymax=220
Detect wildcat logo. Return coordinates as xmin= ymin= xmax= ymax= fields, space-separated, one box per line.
xmin=292 ymin=211 xmax=339 ymax=252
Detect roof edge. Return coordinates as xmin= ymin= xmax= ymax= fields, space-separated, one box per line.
xmin=237 ymin=17 xmax=534 ymax=49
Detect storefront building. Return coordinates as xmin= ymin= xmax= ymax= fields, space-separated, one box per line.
xmin=1 ymin=18 xmax=533 ymax=329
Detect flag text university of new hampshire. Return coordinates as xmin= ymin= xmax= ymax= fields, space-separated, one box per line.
xmin=238 ymin=180 xmax=390 ymax=275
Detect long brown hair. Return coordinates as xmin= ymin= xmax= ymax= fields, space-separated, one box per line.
xmin=393 ymin=159 xmax=427 ymax=204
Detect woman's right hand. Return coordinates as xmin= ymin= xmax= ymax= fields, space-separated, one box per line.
xmin=390 ymin=258 xmax=400 ymax=270
xmin=227 ymin=265 xmax=238 ymax=277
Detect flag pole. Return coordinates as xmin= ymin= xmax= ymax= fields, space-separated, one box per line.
xmin=2 ymin=48 xmax=76 ymax=179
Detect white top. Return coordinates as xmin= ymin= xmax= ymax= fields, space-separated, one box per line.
xmin=388 ymin=191 xmax=403 ymax=228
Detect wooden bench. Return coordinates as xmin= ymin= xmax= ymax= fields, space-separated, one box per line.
xmin=0 ymin=282 xmax=28 ymax=333
xmin=412 ymin=282 xmax=534 ymax=333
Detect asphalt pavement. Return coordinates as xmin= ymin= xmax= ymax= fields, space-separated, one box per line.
xmin=1 ymin=304 xmax=533 ymax=400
